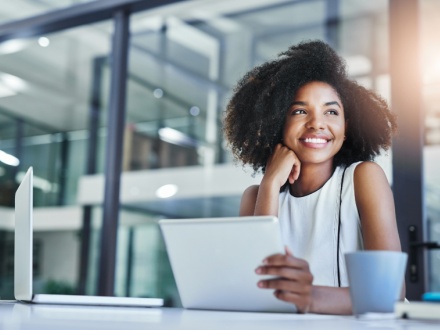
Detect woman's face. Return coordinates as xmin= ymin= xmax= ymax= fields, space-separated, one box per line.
xmin=282 ymin=81 xmax=346 ymax=166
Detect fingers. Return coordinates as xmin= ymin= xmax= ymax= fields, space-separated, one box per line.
xmin=255 ymin=250 xmax=314 ymax=313
xmin=255 ymin=253 xmax=313 ymax=292
xmin=261 ymin=253 xmax=309 ymax=270
xmin=285 ymin=245 xmax=294 ymax=256
xmin=258 ymin=279 xmax=313 ymax=306
xmin=256 ymin=265 xmax=300 ymax=280
xmin=281 ymin=145 xmax=300 ymax=184
xmin=256 ymin=263 xmax=313 ymax=284
xmin=258 ymin=278 xmax=309 ymax=292
xmin=267 ymin=144 xmax=301 ymax=186
xmin=291 ymin=160 xmax=301 ymax=182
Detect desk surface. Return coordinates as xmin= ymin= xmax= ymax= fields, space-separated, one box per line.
xmin=0 ymin=301 xmax=439 ymax=329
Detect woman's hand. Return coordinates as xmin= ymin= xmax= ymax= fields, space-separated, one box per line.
xmin=255 ymin=247 xmax=313 ymax=313
xmin=264 ymin=144 xmax=301 ymax=189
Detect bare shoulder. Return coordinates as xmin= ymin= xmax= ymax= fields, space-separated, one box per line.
xmin=353 ymin=161 xmax=393 ymax=219
xmin=243 ymin=184 xmax=260 ymax=197
xmin=353 ymin=161 xmax=389 ymax=189
xmin=354 ymin=161 xmax=386 ymax=177
xmin=242 ymin=185 xmax=260 ymax=204
xmin=240 ymin=185 xmax=260 ymax=216
xmin=353 ymin=162 xmax=400 ymax=251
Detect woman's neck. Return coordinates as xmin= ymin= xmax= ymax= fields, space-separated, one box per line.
xmin=289 ymin=161 xmax=335 ymax=197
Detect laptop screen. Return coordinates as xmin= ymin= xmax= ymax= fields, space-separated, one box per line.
xmin=14 ymin=166 xmax=34 ymax=301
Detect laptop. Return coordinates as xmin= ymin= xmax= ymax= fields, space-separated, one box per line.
xmin=14 ymin=166 xmax=163 ymax=307
xmin=159 ymin=216 xmax=297 ymax=313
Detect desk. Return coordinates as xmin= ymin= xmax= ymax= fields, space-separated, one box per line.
xmin=0 ymin=301 xmax=438 ymax=329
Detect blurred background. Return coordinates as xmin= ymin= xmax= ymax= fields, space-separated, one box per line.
xmin=0 ymin=0 xmax=438 ymax=304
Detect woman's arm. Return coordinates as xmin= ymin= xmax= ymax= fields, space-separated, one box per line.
xmin=354 ymin=161 xmax=405 ymax=298
xmin=305 ymin=162 xmax=404 ymax=314
xmin=311 ymin=162 xmax=403 ymax=313
xmin=240 ymin=144 xmax=300 ymax=216
xmin=312 ymin=162 xmax=403 ymax=313
xmin=354 ymin=161 xmax=401 ymax=251
xmin=257 ymin=161 xmax=403 ymax=314
xmin=240 ymin=182 xmax=280 ymax=216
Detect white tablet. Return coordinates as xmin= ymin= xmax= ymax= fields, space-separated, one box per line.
xmin=159 ymin=216 xmax=297 ymax=313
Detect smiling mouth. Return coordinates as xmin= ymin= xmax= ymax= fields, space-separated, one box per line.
xmin=302 ymin=138 xmax=329 ymax=144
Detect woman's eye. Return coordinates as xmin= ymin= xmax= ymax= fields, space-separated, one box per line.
xmin=326 ymin=110 xmax=338 ymax=115
xmin=292 ymin=109 xmax=306 ymax=115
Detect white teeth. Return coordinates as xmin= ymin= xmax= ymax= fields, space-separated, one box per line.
xmin=304 ymin=138 xmax=327 ymax=144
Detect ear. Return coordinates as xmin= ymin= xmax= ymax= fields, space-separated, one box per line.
xmin=344 ymin=120 xmax=349 ymax=136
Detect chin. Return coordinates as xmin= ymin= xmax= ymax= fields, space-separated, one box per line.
xmin=300 ymin=157 xmax=334 ymax=166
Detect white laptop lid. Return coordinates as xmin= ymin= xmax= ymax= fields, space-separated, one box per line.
xmin=14 ymin=167 xmax=34 ymax=301
xmin=159 ymin=216 xmax=296 ymax=313
xmin=14 ymin=166 xmax=163 ymax=307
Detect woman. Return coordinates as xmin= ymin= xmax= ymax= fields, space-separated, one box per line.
xmin=223 ymin=40 xmax=403 ymax=314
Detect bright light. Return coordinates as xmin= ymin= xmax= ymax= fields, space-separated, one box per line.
xmin=38 ymin=37 xmax=50 ymax=47
xmin=0 ymin=39 xmax=28 ymax=55
xmin=0 ymin=150 xmax=20 ymax=166
xmin=153 ymin=88 xmax=163 ymax=98
xmin=0 ymin=72 xmax=28 ymax=98
xmin=189 ymin=106 xmax=200 ymax=116
xmin=0 ymin=85 xmax=16 ymax=98
xmin=158 ymin=127 xmax=198 ymax=147
xmin=0 ymin=72 xmax=27 ymax=90
xmin=345 ymin=55 xmax=372 ymax=76
xmin=156 ymin=184 xmax=178 ymax=199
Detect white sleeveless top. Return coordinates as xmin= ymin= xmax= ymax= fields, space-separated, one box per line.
xmin=278 ymin=162 xmax=364 ymax=287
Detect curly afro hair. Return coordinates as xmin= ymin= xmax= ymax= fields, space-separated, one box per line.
xmin=223 ymin=40 xmax=397 ymax=173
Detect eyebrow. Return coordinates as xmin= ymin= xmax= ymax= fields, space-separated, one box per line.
xmin=324 ymin=101 xmax=342 ymax=108
xmin=290 ymin=101 xmax=342 ymax=108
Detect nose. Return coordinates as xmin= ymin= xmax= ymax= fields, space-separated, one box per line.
xmin=305 ymin=113 xmax=325 ymax=130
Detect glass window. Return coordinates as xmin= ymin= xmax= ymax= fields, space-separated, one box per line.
xmin=0 ymin=22 xmax=112 ymax=206
xmin=0 ymin=20 xmax=111 ymax=299
xmin=339 ymin=0 xmax=392 ymax=181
